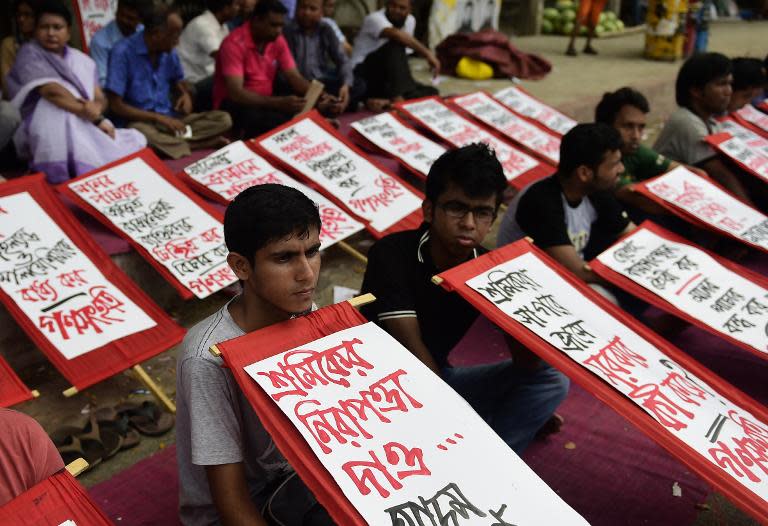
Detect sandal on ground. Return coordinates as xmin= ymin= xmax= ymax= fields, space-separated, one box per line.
xmin=54 ymin=434 xmax=103 ymax=471
xmin=95 ymin=406 xmax=142 ymax=450
xmin=536 ymin=413 xmax=565 ymax=439
xmin=51 ymin=414 xmax=123 ymax=461
xmin=114 ymin=401 xmax=174 ymax=437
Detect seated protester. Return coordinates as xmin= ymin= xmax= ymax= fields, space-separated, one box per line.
xmin=227 ymin=0 xmax=256 ymax=30
xmin=107 ymin=4 xmax=232 ymax=160
xmin=176 ymin=184 xmax=333 ymax=526
xmin=178 ymin=0 xmax=240 ymax=111
xmin=214 ymin=0 xmax=318 ymax=138
xmin=284 ymin=0 xmax=361 ymax=116
xmin=360 ymin=144 xmax=569 ymax=455
xmin=595 ymin=87 xmax=708 ymax=220
xmin=0 ymin=99 xmax=21 ymax=153
xmin=498 ymin=124 xmax=635 ymax=304
xmin=322 ymin=0 xmax=351 ymax=56
xmin=727 ymin=57 xmax=766 ymax=112
xmin=0 ymin=408 xmax=64 ymax=506
xmin=1 ymin=0 xmax=38 ymax=97
xmin=350 ymin=0 xmax=440 ymax=111
xmin=89 ymin=0 xmax=148 ymax=87
xmin=653 ymin=53 xmax=755 ymax=206
xmin=6 ymin=0 xmax=146 ymax=183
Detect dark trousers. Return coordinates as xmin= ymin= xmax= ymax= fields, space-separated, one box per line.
xmin=354 ymin=40 xmax=438 ymax=100
xmin=220 ymin=99 xmax=293 ymax=140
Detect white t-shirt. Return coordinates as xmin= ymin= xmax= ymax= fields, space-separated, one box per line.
xmin=178 ymin=10 xmax=230 ymax=83
xmin=350 ymin=8 xmax=416 ymax=69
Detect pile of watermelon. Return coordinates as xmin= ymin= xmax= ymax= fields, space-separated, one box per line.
xmin=541 ymin=1 xmax=625 ymax=36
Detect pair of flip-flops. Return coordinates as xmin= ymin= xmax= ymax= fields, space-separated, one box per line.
xmin=110 ymin=401 xmax=174 ymax=437
xmin=51 ymin=414 xmax=124 ymax=471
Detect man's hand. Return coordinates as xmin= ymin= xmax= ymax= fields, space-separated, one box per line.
xmin=79 ymin=99 xmax=102 ymax=121
xmin=174 ymin=91 xmax=193 ymax=115
xmin=426 ymin=52 xmax=441 ymax=77
xmin=154 ymin=114 xmax=187 ymax=134
xmin=97 ymin=119 xmax=116 ymax=139
xmin=338 ymin=84 xmax=350 ymax=110
xmin=274 ymin=95 xmax=306 ymax=114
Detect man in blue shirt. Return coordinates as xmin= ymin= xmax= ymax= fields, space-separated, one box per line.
xmin=106 ymin=4 xmax=231 ymax=159
xmin=89 ymin=0 xmax=151 ymax=86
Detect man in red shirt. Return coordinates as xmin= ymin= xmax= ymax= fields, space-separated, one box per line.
xmin=214 ymin=0 xmax=315 ymax=137
xmin=0 ymin=409 xmax=64 ymax=505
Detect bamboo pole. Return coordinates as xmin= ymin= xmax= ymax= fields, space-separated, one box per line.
xmin=336 ymin=241 xmax=368 ymax=265
xmin=65 ymin=458 xmax=88 ymax=477
xmin=132 ymin=364 xmax=176 ymax=414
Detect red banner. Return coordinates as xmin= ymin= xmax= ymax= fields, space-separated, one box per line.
xmin=492 ymin=85 xmax=577 ymax=137
xmin=0 ymin=469 xmax=112 ymax=525
xmin=590 ymin=221 xmax=768 ymax=361
xmin=731 ymin=104 xmax=768 ymax=138
xmin=58 ymin=148 xmax=236 ymax=300
xmin=394 ymin=96 xmax=554 ymax=190
xmin=254 ymin=111 xmax=424 ymax=239
xmin=436 ymin=240 xmax=768 ymax=524
xmin=0 ymin=174 xmax=184 ymax=392
xmin=0 ymin=355 xmax=33 ymax=408
xmin=705 ymin=132 xmax=768 ymax=183
xmin=214 ymin=302 xmax=370 ymax=525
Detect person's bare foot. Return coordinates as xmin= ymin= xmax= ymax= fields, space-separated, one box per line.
xmin=536 ymin=413 xmax=564 ymax=439
xmin=583 ymin=45 xmax=598 ymax=54
xmin=365 ymin=98 xmax=392 ymax=112
xmin=565 ymin=46 xmax=578 ymax=56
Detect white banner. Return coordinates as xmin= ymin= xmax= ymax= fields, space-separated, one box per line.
xmin=350 ymin=113 xmax=446 ymax=177
xmin=259 ymin=118 xmax=422 ymax=233
xmin=597 ymin=226 xmax=768 ymax=355
xmin=734 ymin=105 xmax=768 ymax=135
xmin=714 ymin=136 xmax=768 ymax=182
xmin=494 ymin=86 xmax=577 ymax=136
xmin=0 ymin=192 xmax=155 ymax=359
xmin=69 ymin=157 xmax=237 ymax=299
xmin=75 ymin=0 xmax=116 ymax=47
xmin=427 ymin=0 xmax=500 ymax=48
xmin=453 ymin=91 xmax=560 ymax=164
xmin=399 ymin=98 xmax=540 ymax=183
xmin=720 ymin=119 xmax=768 ymax=157
xmin=466 ymin=251 xmax=768 ymax=504
xmin=245 ymin=322 xmax=588 ymax=526
xmin=643 ymin=167 xmax=768 ymax=251
xmin=184 ymin=141 xmax=365 ymax=249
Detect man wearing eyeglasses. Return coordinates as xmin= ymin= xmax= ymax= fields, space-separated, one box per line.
xmin=360 ymin=143 xmax=569 ymax=455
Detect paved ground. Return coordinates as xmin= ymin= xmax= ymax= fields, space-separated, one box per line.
xmin=2 ymin=18 xmax=765 ymax=524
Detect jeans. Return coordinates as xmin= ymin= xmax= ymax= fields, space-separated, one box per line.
xmin=442 ymin=361 xmax=569 ymax=455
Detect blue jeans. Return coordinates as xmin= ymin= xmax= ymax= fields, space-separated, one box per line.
xmin=442 ymin=361 xmax=570 ymax=455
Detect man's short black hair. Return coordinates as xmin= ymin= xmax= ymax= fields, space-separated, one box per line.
xmin=224 ymin=184 xmax=321 ymax=263
xmin=35 ymin=0 xmax=71 ymax=26
xmin=425 ymin=143 xmax=507 ymax=207
xmin=118 ymin=0 xmax=151 ymax=13
xmin=252 ymin=0 xmax=288 ymax=18
xmin=558 ymin=123 xmax=622 ymax=176
xmin=731 ymin=57 xmax=766 ymax=91
xmin=142 ymin=3 xmax=179 ymax=32
xmin=206 ymin=0 xmax=237 ymax=13
xmin=594 ymin=87 xmax=650 ymax=125
xmin=675 ymin=52 xmax=732 ymax=108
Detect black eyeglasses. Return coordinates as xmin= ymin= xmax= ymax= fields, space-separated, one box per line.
xmin=438 ymin=201 xmax=497 ymax=224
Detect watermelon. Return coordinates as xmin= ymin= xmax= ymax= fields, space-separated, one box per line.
xmin=543 ymin=7 xmax=559 ymax=19
xmin=542 ymin=19 xmax=554 ymax=33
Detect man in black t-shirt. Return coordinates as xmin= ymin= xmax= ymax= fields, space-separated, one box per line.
xmin=360 ymin=144 xmax=569 ymax=455
xmin=498 ymin=123 xmax=635 ymax=293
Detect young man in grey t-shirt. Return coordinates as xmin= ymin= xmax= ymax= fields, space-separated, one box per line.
xmin=176 ymin=184 xmax=331 ymax=525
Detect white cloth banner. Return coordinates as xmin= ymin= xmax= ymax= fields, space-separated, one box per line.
xmin=643 ymin=167 xmax=768 ymax=251
xmin=75 ymin=0 xmax=116 ymax=47
xmin=245 ymin=321 xmax=588 ymax=526
xmin=720 ymin=119 xmax=768 ymax=157
xmin=69 ymin=157 xmax=237 ymax=299
xmin=714 ymin=136 xmax=768 ymax=182
xmin=734 ymin=105 xmax=768 ymax=134
xmin=427 ymin=0 xmax=500 ymax=48
xmin=350 ymin=112 xmax=446 ymax=177
xmin=399 ymin=98 xmax=540 ymax=183
xmin=466 ymin=251 xmax=768 ymax=504
xmin=494 ymin=86 xmax=577 ymax=136
xmin=0 ymin=192 xmax=155 ymax=359
xmin=183 ymin=141 xmax=364 ymax=249
xmin=597 ymin=227 xmax=768 ymax=355
xmin=259 ymin=118 xmax=422 ymax=233
xmin=453 ymin=91 xmax=561 ymax=164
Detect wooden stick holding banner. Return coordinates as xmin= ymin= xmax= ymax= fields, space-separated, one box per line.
xmin=65 ymin=458 xmax=89 ymax=477
xmin=336 ymin=240 xmax=368 ymax=265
